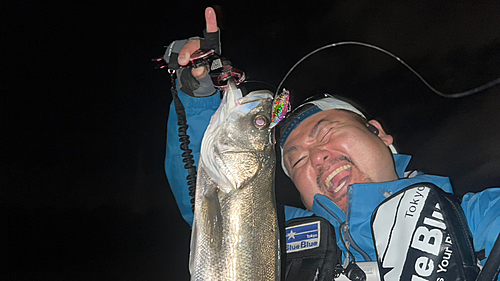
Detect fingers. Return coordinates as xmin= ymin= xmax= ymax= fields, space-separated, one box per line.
xmin=177 ymin=7 xmax=218 ymax=79
xmin=178 ymin=39 xmax=208 ymax=78
xmin=191 ymin=65 xmax=208 ymax=79
xmin=205 ymin=7 xmax=218 ymax=33
xmin=178 ymin=39 xmax=200 ymax=66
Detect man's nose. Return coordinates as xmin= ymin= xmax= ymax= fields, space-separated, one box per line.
xmin=310 ymin=147 xmax=331 ymax=168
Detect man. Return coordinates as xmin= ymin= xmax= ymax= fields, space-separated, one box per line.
xmin=164 ymin=7 xmax=500 ymax=279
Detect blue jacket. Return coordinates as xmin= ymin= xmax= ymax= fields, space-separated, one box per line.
xmin=165 ymin=88 xmax=500 ymax=268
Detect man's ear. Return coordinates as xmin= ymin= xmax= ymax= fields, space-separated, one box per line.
xmin=368 ymin=120 xmax=393 ymax=147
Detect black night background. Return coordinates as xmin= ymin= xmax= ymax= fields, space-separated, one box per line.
xmin=3 ymin=1 xmax=500 ymax=280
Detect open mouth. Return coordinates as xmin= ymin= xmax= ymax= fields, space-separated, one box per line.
xmin=324 ymin=164 xmax=352 ymax=193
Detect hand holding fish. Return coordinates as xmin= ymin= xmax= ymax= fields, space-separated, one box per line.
xmin=178 ymin=7 xmax=219 ymax=79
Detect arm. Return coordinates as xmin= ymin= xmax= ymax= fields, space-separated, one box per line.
xmin=461 ymin=187 xmax=500 ymax=267
xmin=165 ymin=7 xmax=221 ymax=226
xmin=166 ymin=89 xmax=221 ymax=226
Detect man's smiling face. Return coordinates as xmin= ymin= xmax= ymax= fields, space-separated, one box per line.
xmin=282 ymin=109 xmax=398 ymax=211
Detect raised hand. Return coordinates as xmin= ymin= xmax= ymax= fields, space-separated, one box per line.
xmin=178 ymin=7 xmax=219 ymax=79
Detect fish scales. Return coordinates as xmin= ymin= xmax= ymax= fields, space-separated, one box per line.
xmin=219 ymin=152 xmax=277 ymax=280
xmin=190 ymin=166 xmax=223 ymax=280
xmin=190 ymin=80 xmax=280 ymax=280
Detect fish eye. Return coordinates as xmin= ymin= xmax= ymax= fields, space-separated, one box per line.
xmin=253 ymin=115 xmax=269 ymax=129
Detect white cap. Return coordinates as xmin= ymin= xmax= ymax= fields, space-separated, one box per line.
xmin=279 ymin=95 xmax=397 ymax=176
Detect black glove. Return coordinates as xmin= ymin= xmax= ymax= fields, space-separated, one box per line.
xmin=163 ymin=29 xmax=221 ymax=97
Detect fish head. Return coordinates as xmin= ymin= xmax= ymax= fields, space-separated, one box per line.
xmin=201 ymin=79 xmax=275 ymax=191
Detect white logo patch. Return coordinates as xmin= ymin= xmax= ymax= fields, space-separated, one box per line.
xmin=286 ymin=221 xmax=320 ymax=253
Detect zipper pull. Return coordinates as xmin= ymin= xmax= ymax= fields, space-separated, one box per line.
xmin=344 ymin=262 xmax=367 ymax=281
xmin=341 ymin=223 xmax=351 ymax=267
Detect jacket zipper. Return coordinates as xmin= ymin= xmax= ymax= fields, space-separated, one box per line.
xmin=315 ymin=189 xmax=372 ymax=262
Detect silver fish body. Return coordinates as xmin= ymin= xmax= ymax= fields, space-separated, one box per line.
xmin=190 ymin=79 xmax=280 ymax=281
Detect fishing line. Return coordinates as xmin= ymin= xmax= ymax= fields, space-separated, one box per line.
xmin=276 ymin=41 xmax=500 ymax=99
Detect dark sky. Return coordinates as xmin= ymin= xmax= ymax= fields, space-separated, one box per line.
xmin=3 ymin=1 xmax=500 ymax=280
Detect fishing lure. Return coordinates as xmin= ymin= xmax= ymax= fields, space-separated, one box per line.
xmin=269 ymin=89 xmax=291 ymax=129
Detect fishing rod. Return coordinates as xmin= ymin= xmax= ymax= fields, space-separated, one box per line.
xmin=275 ymin=41 xmax=500 ymax=101
xmin=268 ymin=41 xmax=500 ymax=132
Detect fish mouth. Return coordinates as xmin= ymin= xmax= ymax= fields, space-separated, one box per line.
xmin=323 ymin=164 xmax=352 ymax=194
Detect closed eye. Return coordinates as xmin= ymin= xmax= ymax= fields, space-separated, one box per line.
xmin=319 ymin=128 xmax=333 ymax=143
xmin=292 ymin=156 xmax=306 ymax=168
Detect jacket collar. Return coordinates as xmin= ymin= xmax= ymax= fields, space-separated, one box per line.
xmin=311 ymin=153 xmax=412 ymax=223
xmin=393 ymin=154 xmax=412 ymax=178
